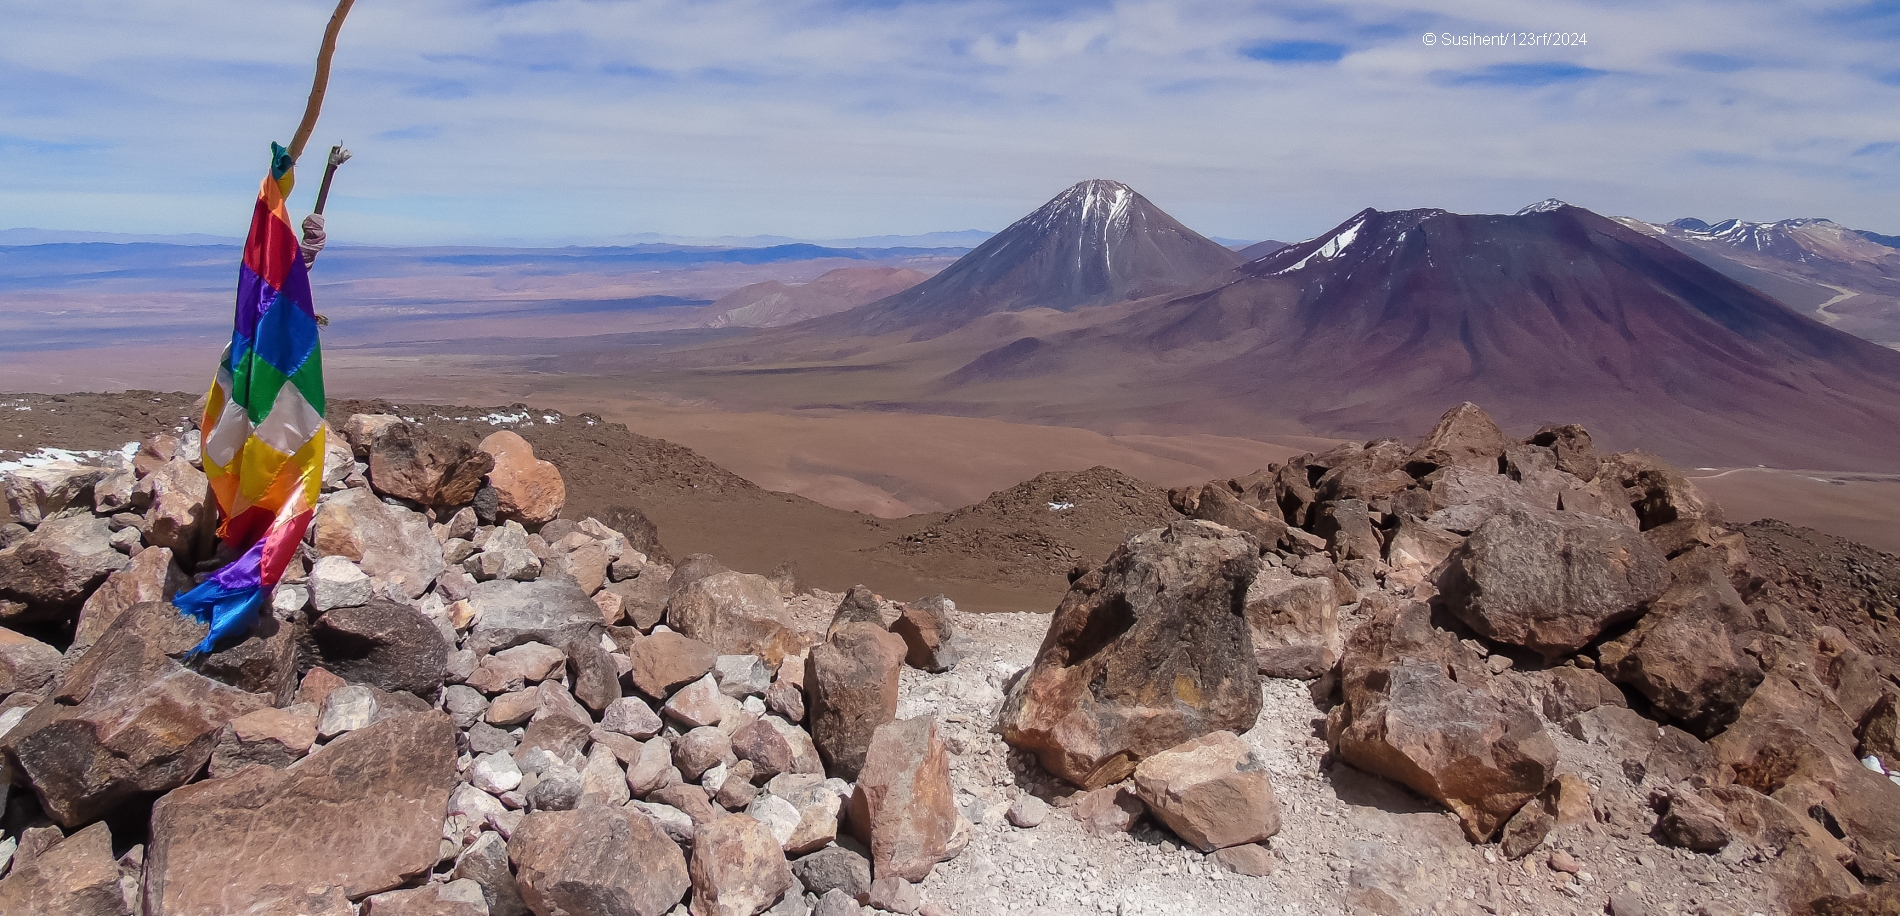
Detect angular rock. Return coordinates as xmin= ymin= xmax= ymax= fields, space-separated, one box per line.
xmin=1326 ymin=600 xmax=1557 ymax=842
xmin=603 ymin=573 xmax=670 ymax=632
xmin=847 ymin=717 xmax=962 ymax=882
xmin=1651 ymin=787 xmax=1731 ymax=853
xmin=1213 ymin=843 xmax=1276 ymax=877
xmin=1599 ymin=549 xmax=1765 ymax=738
xmin=790 ymin=845 xmax=871 ymax=902
xmin=547 ymin=541 xmax=610 ymax=597
xmin=3 ymin=461 xmax=106 ymax=528
xmin=567 ymin=638 xmax=621 ymax=714
xmin=1181 ymin=483 xmax=1290 ymax=550
xmin=318 ymin=684 xmax=381 ymax=738
xmin=309 ymin=597 xmax=450 ymax=697
xmin=714 ymin=654 xmax=772 ymax=699
xmin=603 ymin=696 xmax=665 ymax=740
xmin=676 ymin=726 xmax=736 ymax=782
xmin=367 ymin=421 xmax=494 ymax=509
xmin=1383 ymin=517 xmax=1462 ymax=573
xmin=1598 ymin=452 xmax=1722 ymax=531
xmin=1411 ymin=402 xmax=1508 ymax=472
xmin=1132 ymin=731 xmax=1283 ymax=852
xmin=1436 ymin=506 xmax=1670 ymax=661
xmin=665 ymin=673 xmax=730 ymax=729
xmin=344 ymin=414 xmax=402 ymax=457
xmin=311 ymin=487 xmax=445 ymax=599
xmin=767 ymin=774 xmax=845 ymax=855
xmin=466 ymin=576 xmax=603 ymax=656
xmin=0 ymin=821 xmax=127 ymax=916
xmin=510 ymin=803 xmax=691 ymax=916
xmin=479 ymin=431 xmax=566 ymax=527
xmin=0 ymin=514 xmax=128 ymax=618
xmin=455 ymin=830 xmax=531 ymax=916
xmin=890 ymin=596 xmax=965 ymax=673
xmin=1540 ymin=665 xmax=1629 ymax=724
xmin=309 ymin=554 xmax=372 ymax=612
xmin=806 ymin=601 xmax=905 ymax=781
xmin=362 ymin=879 xmax=490 ymax=916
xmin=71 ymin=545 xmax=186 ymax=651
xmin=0 ymin=626 xmax=62 ymax=696
xmin=689 ymin=813 xmax=794 ymax=916
xmin=1863 ymin=693 xmax=1900 ymax=765
xmin=1242 ymin=567 xmax=1340 ymax=679
xmin=1073 ymin=784 xmax=1145 ymax=837
xmin=144 ymin=712 xmax=457 ymax=911
xmin=1313 ymin=498 xmax=1382 ymax=563
xmin=669 ymin=571 xmax=805 ymax=670
xmin=209 ymin=703 xmax=319 ymax=777
xmin=139 ymin=457 xmax=213 ymax=559
xmin=629 ymin=630 xmax=719 ymax=699
xmin=3 ymin=601 xmax=273 ymax=828
xmin=999 ymin=521 xmax=1263 ymax=788
xmin=866 ymin=878 xmax=920 ymax=915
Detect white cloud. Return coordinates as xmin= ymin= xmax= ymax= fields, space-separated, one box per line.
xmin=0 ymin=0 xmax=1895 ymax=244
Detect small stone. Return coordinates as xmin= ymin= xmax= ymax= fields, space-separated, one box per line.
xmin=666 ymin=673 xmax=728 ymax=728
xmin=867 ymin=877 xmax=922 ymax=915
xmin=689 ymin=813 xmax=794 ymax=916
xmin=714 ymin=654 xmax=772 ymax=699
xmin=603 ymin=697 xmax=665 ymax=739
xmin=470 ymin=752 xmax=524 ymax=795
xmin=310 ymin=554 xmax=373 ymax=611
xmin=1213 ymin=843 xmax=1276 ymax=877
xmin=318 ymin=685 xmax=380 ymax=738
xmin=1007 ymin=795 xmax=1050 ymax=828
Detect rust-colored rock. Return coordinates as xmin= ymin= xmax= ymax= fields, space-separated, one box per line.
xmin=366 ymin=421 xmax=494 ymax=509
xmin=1326 ymin=600 xmax=1557 ymax=842
xmin=144 ymin=711 xmax=458 ymax=912
xmin=806 ymin=593 xmax=905 ymax=781
xmin=3 ymin=601 xmax=273 ymax=828
xmin=847 ymin=717 xmax=963 ymax=882
xmin=890 ymin=595 xmax=964 ymax=673
xmin=0 ymin=514 xmax=128 ymax=619
xmin=1242 ymin=567 xmax=1339 ymax=679
xmin=629 ymin=630 xmax=718 ymax=699
xmin=1436 ymin=506 xmax=1669 ymax=661
xmin=72 ymin=544 xmax=186 ymax=652
xmin=1599 ymin=549 xmax=1765 ymax=738
xmin=479 ymin=430 xmax=566 ymax=527
xmin=311 ymin=487 xmax=445 ymax=599
xmin=510 ymin=803 xmax=691 ymax=916
xmin=668 ymin=571 xmax=805 ymax=670
xmin=999 ymin=521 xmax=1263 ymax=788
xmin=689 ymin=813 xmax=795 ymax=916
xmin=1132 ymin=731 xmax=1283 ymax=852
xmin=1410 ymin=402 xmax=1508 ymax=472
xmin=0 ymin=821 xmax=127 ymax=916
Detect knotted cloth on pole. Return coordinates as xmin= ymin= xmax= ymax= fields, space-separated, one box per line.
xmin=173 ymin=143 xmax=327 ymax=656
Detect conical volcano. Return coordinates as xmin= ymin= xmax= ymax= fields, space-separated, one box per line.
xmin=835 ymin=179 xmax=1242 ymax=337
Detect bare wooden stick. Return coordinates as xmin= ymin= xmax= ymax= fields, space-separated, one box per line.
xmin=288 ymin=0 xmax=357 ymax=163
xmin=313 ymin=145 xmax=352 ymax=215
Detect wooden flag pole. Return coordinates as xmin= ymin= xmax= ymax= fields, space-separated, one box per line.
xmin=288 ymin=0 xmax=357 ymax=163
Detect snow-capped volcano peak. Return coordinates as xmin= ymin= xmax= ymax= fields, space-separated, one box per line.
xmin=1516 ymin=198 xmax=1571 ymax=215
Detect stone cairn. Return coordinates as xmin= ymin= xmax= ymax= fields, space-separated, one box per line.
xmin=3 ymin=401 xmax=1900 ymax=916
xmin=0 ymin=413 xmax=972 ymax=916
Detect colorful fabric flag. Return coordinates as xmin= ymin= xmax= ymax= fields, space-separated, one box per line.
xmin=174 ymin=143 xmax=327 ymax=656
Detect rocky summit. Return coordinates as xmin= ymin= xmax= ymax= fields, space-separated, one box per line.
xmin=1 ymin=398 xmax=1898 ymax=916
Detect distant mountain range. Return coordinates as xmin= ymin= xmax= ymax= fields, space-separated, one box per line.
xmin=623 ymin=186 xmax=1900 ymax=473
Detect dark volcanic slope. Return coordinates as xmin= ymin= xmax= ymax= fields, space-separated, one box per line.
xmin=946 ymin=204 xmax=1900 ymax=472
xmin=830 ymin=179 xmax=1242 ymax=338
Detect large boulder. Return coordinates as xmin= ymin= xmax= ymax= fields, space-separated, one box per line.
xmin=1181 ymin=484 xmax=1290 ymax=548
xmin=311 ymin=487 xmax=445 ymax=599
xmin=0 ymin=514 xmax=128 ymax=620
xmin=1435 ymin=506 xmax=1670 ymax=661
xmin=0 ymin=626 xmax=63 ymax=696
xmin=2 ymin=601 xmax=273 ymax=828
xmin=1410 ymin=403 xmax=1508 ymax=472
xmin=509 ymin=803 xmax=691 ymax=916
xmin=688 ymin=813 xmax=795 ymax=916
xmin=0 ymin=821 xmax=127 ymax=916
xmin=999 ymin=520 xmax=1263 ymax=789
xmin=1597 ymin=451 xmax=1722 ymax=531
xmin=847 ymin=716 xmax=963 ymax=883
xmin=806 ymin=590 xmax=905 ymax=781
xmin=308 ymin=598 xmax=451 ymax=698
xmin=366 ymin=421 xmax=494 ymax=509
xmin=1599 ymin=549 xmax=1766 ymax=738
xmin=1132 ymin=731 xmax=1282 ymax=852
xmin=144 ymin=711 xmax=458 ymax=912
xmin=1326 ymin=600 xmax=1557 ymax=842
xmin=466 ymin=577 xmax=603 ymax=656
xmin=479 ymin=431 xmax=566 ymax=527
xmin=1241 ymin=567 xmax=1340 ymax=679
xmin=668 ymin=571 xmax=805 ymax=670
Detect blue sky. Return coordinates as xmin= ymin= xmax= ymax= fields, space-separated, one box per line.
xmin=2 ymin=0 xmax=1897 ymax=245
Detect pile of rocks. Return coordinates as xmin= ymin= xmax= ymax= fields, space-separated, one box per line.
xmin=0 ymin=413 xmax=975 ymax=916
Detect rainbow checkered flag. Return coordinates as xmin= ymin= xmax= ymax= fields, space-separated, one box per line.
xmin=174 ymin=143 xmax=327 ymax=656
